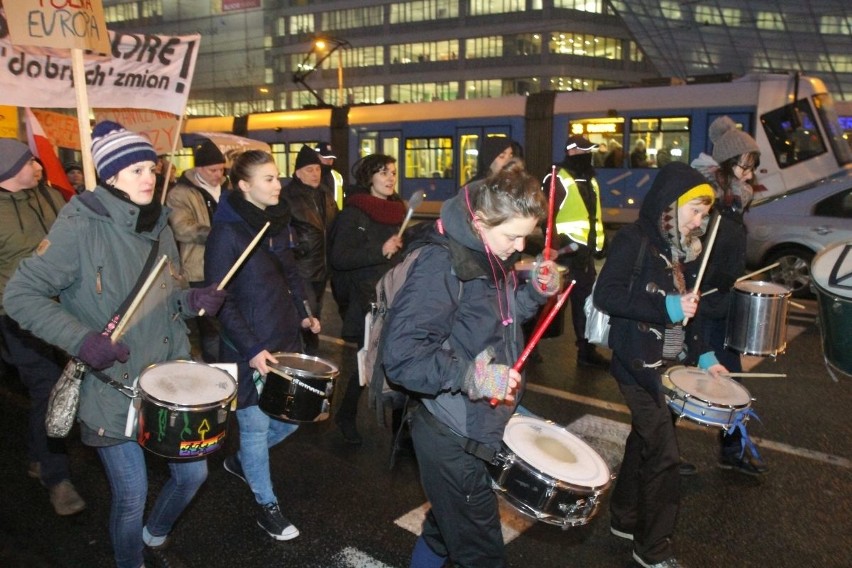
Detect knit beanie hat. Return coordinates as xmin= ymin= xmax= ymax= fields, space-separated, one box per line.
xmin=0 ymin=139 xmax=34 ymax=184
xmin=295 ymin=144 xmax=322 ymax=170
xmin=709 ymin=116 xmax=759 ymax=164
xmin=91 ymin=121 xmax=157 ymax=181
xmin=194 ymin=139 xmax=225 ymax=167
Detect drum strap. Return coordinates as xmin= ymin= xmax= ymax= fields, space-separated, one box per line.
xmin=417 ymin=406 xmax=499 ymax=465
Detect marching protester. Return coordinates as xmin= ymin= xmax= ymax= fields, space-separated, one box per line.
xmin=594 ymin=161 xmax=727 ymax=568
xmin=381 ymin=160 xmax=561 ymax=567
xmin=465 ymin=136 xmax=517 ymax=184
xmin=690 ymin=116 xmax=768 ymax=476
xmin=4 ymin=122 xmax=226 ymax=568
xmin=167 ymin=139 xmax=228 ymax=363
xmin=205 ymin=149 xmax=319 ymax=541
xmin=282 ymin=144 xmax=338 ymax=356
xmin=329 ymin=154 xmax=405 ymax=445
xmin=315 ymin=142 xmax=345 ymax=210
xmin=0 ymin=139 xmax=84 ymax=516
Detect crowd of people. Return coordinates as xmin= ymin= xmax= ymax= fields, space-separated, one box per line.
xmin=0 ymin=115 xmax=767 ymax=568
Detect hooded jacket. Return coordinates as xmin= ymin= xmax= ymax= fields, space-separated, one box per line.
xmin=4 ymin=187 xmax=194 ymax=442
xmin=594 ymin=162 xmax=712 ymax=397
xmin=381 ymin=191 xmax=549 ymax=449
xmin=467 ymin=137 xmax=513 ymax=184
xmin=205 ymin=194 xmax=310 ymax=407
xmin=0 ymin=185 xmax=64 ymax=315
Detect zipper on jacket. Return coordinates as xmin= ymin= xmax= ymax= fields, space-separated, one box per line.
xmin=96 ymin=267 xmax=103 ymax=295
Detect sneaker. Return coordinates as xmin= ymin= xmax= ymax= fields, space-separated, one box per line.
xmin=48 ymin=480 xmax=86 ymax=516
xmin=633 ymin=550 xmax=687 ymax=567
xmin=335 ymin=416 xmax=363 ymax=445
xmin=223 ymin=455 xmax=248 ymax=485
xmin=143 ymin=544 xmax=188 ymax=568
xmin=257 ymin=502 xmax=300 ymax=541
xmin=28 ymin=461 xmax=41 ymax=481
xmin=678 ymin=457 xmax=698 ymax=477
xmin=610 ymin=524 xmax=634 ymax=541
xmin=577 ymin=348 xmax=609 ymax=369
xmin=718 ymin=453 xmax=768 ymax=476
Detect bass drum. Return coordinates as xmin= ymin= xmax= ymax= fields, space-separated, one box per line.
xmin=811 ymin=241 xmax=852 ymax=377
xmin=488 ymin=415 xmax=612 ymax=528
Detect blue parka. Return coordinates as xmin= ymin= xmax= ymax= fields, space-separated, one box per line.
xmin=381 ymin=192 xmax=550 ymax=449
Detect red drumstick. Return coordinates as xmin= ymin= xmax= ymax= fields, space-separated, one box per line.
xmin=538 ymin=165 xmax=558 ymax=289
xmin=489 ymin=280 xmax=576 ymax=406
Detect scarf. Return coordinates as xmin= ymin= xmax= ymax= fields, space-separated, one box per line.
xmin=346 ymin=193 xmax=406 ymax=225
xmin=104 ymin=184 xmax=162 ymax=233
xmin=227 ymin=191 xmax=291 ymax=237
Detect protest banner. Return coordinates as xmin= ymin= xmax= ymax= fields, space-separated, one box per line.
xmin=4 ymin=0 xmax=111 ymax=55
xmin=95 ymin=109 xmax=182 ymax=155
xmin=25 ymin=109 xmax=75 ymax=200
xmin=190 ymin=132 xmax=271 ymax=164
xmin=31 ymin=109 xmax=81 ymax=150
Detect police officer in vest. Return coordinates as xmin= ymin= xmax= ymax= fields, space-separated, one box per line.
xmin=544 ymin=135 xmax=609 ymax=368
xmin=315 ymin=142 xmax=345 ymax=210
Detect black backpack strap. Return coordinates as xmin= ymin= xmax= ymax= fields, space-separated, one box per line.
xmin=627 ymin=234 xmax=648 ymax=296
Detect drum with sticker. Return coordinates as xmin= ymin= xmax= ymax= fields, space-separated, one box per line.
xmin=811 ymin=241 xmax=852 ymax=377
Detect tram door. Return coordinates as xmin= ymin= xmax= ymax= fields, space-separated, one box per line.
xmin=457 ymin=127 xmax=512 ymax=187
xmin=357 ymin=130 xmax=401 ymax=163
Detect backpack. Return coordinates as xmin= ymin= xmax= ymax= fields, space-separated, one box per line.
xmin=361 ymin=242 xmax=463 ymax=427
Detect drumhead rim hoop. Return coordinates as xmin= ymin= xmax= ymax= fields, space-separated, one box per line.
xmin=269 ymin=352 xmax=339 ymax=379
xmin=138 ymin=360 xmax=237 ymax=409
xmin=664 ymin=366 xmax=751 ymax=408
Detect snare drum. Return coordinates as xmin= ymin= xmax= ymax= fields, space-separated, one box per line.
xmin=258 ymin=353 xmax=338 ymax=422
xmin=488 ymin=415 xmax=612 ymax=528
xmin=662 ymin=366 xmax=752 ymax=428
xmin=725 ymin=280 xmax=791 ymax=356
xmin=811 ymin=241 xmax=852 ymax=377
xmin=137 ymin=361 xmax=236 ymax=459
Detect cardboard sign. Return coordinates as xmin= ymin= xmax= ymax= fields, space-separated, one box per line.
xmin=31 ymin=109 xmax=81 ymax=150
xmin=95 ymin=109 xmax=182 ymax=155
xmin=4 ymin=0 xmax=110 ymax=55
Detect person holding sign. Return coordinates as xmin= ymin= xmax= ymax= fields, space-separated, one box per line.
xmin=4 ymin=122 xmax=225 ymax=568
xmin=381 ymin=160 xmax=560 ymax=568
xmin=205 ymin=150 xmax=319 ymax=542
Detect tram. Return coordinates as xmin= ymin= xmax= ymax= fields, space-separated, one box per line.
xmin=183 ymin=73 xmax=852 ymax=225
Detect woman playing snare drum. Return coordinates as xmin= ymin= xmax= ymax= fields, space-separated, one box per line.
xmin=204 ymin=150 xmax=319 ymax=541
xmin=4 ymin=121 xmax=226 ymax=568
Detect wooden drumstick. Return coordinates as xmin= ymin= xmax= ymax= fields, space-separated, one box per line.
xmin=199 ymin=221 xmax=270 ymax=316
xmin=683 ymin=214 xmax=721 ymax=325
xmin=703 ymin=262 xmax=782 ymax=296
xmin=722 ymin=372 xmax=787 ymax=378
xmin=111 ymin=255 xmax=169 ymax=343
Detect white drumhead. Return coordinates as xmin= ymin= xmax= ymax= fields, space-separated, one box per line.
xmin=503 ymin=415 xmax=610 ymax=487
xmin=734 ymin=280 xmax=790 ymax=296
xmin=811 ymin=241 xmax=852 ymax=300
xmin=270 ymin=352 xmax=338 ymax=379
xmin=667 ymin=367 xmax=751 ymax=406
xmin=139 ymin=361 xmax=236 ymax=405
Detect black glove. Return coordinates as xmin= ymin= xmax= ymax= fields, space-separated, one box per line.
xmin=188 ymin=283 xmax=227 ymax=316
xmin=78 ymin=332 xmax=130 ymax=370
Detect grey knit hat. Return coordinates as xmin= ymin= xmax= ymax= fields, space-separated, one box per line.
xmin=709 ymin=116 xmax=759 ymax=164
xmin=91 ymin=121 xmax=157 ymax=181
xmin=0 ymin=139 xmax=34 ymax=184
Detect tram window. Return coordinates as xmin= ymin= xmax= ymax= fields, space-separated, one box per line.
xmin=460 ymin=134 xmax=480 ymax=184
xmin=761 ymin=100 xmax=827 ymax=168
xmin=405 ymin=137 xmax=453 ymax=179
xmin=629 ymin=116 xmax=690 ymax=168
xmin=270 ymin=144 xmax=289 ymax=178
xmin=568 ymin=118 xmax=624 ymax=168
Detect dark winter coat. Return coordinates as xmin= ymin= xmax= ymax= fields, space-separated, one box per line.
xmin=281 ymin=177 xmax=337 ymax=283
xmin=205 ymin=196 xmax=310 ymax=407
xmin=381 ymin=192 xmax=550 ymax=449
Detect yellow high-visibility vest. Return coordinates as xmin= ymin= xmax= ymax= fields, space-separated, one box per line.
xmin=331 ymin=169 xmax=344 ymax=209
xmin=551 ymin=168 xmax=605 ymax=251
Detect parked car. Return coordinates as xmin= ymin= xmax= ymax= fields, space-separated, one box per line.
xmin=745 ymin=172 xmax=852 ymax=297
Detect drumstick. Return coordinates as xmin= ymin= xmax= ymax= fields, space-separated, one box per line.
xmin=721 ymin=372 xmax=787 ymax=378
xmin=386 ymin=191 xmax=425 ymax=258
xmin=489 ymin=280 xmax=576 ymax=407
xmin=111 ymin=255 xmax=169 ymax=343
xmin=789 ymin=300 xmax=806 ymax=310
xmin=703 ymin=262 xmax=782 ymax=296
xmin=199 ymin=221 xmax=270 ymax=316
xmin=683 ymin=214 xmax=721 ymax=325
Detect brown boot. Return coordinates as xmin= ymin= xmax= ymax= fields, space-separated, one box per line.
xmin=49 ymin=480 xmax=86 ymax=516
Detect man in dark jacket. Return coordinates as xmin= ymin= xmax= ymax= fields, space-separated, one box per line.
xmin=0 ymin=139 xmax=85 ymax=516
xmin=282 ymin=145 xmax=338 ymax=354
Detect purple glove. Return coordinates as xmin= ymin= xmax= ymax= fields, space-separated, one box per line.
xmin=187 ymin=283 xmax=227 ymax=316
xmin=78 ymin=332 xmax=130 ymax=371
xmin=461 ymin=347 xmax=511 ymax=402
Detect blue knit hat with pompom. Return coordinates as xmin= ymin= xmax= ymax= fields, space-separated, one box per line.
xmin=90 ymin=121 xmax=157 ymax=181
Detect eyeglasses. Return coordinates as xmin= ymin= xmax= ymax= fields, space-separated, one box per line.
xmin=735 ymin=161 xmax=758 ymax=174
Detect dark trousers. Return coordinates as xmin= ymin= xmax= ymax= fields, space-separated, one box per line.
xmin=189 ymin=281 xmax=221 ymax=363
xmin=564 ymin=249 xmax=596 ymax=351
xmin=411 ymin=407 xmax=506 ymax=568
xmin=610 ymin=382 xmax=681 ymax=563
xmin=0 ymin=315 xmax=71 ymax=487
xmin=698 ymin=316 xmax=745 ymax=455
xmin=301 ymin=279 xmax=326 ymax=356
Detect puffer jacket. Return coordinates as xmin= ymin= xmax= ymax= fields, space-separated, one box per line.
xmin=0 ymin=185 xmax=64 ymax=315
xmin=4 ymin=187 xmax=195 ymax=442
xmin=595 ymin=163 xmax=713 ymax=397
xmin=381 ymin=193 xmax=549 ymax=449
xmin=282 ymin=177 xmax=337 ymax=282
xmin=166 ymin=169 xmax=219 ymax=283
xmin=205 ymin=195 xmax=310 ymax=407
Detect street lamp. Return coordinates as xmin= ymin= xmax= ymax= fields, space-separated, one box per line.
xmin=293 ymin=37 xmax=350 ymax=107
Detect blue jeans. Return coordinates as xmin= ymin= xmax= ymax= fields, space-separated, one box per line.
xmin=235 ymin=405 xmax=299 ymax=505
xmin=97 ymin=442 xmax=207 ymax=568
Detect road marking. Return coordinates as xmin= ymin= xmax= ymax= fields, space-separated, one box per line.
xmin=334 ymin=547 xmax=396 ymax=568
